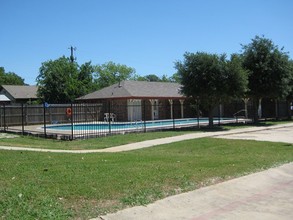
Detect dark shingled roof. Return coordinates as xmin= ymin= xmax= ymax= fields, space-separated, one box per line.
xmin=77 ymin=81 xmax=185 ymax=100
xmin=1 ymin=85 xmax=38 ymax=99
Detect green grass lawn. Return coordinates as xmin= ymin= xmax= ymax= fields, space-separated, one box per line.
xmin=0 ymin=130 xmax=195 ymax=150
xmin=0 ymin=137 xmax=292 ymax=219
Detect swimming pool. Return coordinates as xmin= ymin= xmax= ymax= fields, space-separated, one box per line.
xmin=45 ymin=118 xmax=236 ymax=131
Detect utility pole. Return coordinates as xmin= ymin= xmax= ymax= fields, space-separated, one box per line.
xmin=69 ymin=46 xmax=76 ymax=63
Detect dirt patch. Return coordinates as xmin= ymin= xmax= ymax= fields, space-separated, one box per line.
xmin=0 ymin=133 xmax=18 ymax=139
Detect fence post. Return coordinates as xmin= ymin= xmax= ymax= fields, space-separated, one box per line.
xmin=70 ymin=103 xmax=74 ymax=140
xmin=43 ymin=102 xmax=47 ymax=138
xmin=252 ymin=98 xmax=257 ymax=123
xmin=21 ymin=103 xmax=24 ymax=135
xmin=3 ymin=104 xmax=6 ymax=131
xmin=197 ymin=98 xmax=200 ymax=129
xmin=108 ymin=101 xmax=111 ymax=134
xmin=143 ymin=100 xmax=146 ymax=132
xmin=218 ymin=104 xmax=221 ymax=125
xmin=172 ymin=102 xmax=175 ymax=130
xmin=85 ymin=103 xmax=87 ymax=122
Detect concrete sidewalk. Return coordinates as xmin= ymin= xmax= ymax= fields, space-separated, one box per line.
xmin=1 ymin=122 xmax=293 ymax=153
xmin=216 ymin=125 xmax=293 ymax=144
xmin=96 ymin=163 xmax=293 ymax=220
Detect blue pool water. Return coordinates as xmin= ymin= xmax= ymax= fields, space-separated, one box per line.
xmin=46 ymin=118 xmax=234 ymax=131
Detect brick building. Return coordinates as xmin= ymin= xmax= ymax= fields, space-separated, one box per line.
xmin=76 ymin=81 xmax=195 ymax=122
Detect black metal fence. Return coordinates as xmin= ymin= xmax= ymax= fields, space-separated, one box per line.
xmin=2 ymin=98 xmax=286 ymax=140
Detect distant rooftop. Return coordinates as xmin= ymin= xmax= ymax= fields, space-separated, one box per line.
xmin=1 ymin=85 xmax=38 ymax=99
xmin=77 ymin=80 xmax=185 ymax=100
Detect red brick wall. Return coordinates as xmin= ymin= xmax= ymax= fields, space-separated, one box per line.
xmin=79 ymin=98 xmax=196 ymax=121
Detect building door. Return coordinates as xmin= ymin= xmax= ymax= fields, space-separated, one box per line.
xmin=128 ymin=99 xmax=142 ymax=121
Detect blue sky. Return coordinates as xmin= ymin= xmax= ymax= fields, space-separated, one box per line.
xmin=1 ymin=0 xmax=293 ymax=85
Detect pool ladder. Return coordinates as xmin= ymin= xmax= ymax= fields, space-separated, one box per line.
xmin=233 ymin=109 xmax=247 ymax=123
xmin=135 ymin=120 xmax=143 ymax=130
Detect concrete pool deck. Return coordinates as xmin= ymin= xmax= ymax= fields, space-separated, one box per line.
xmin=4 ymin=118 xmax=247 ymax=140
xmin=1 ymin=122 xmax=293 ymax=153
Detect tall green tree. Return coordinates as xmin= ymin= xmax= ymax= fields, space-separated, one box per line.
xmin=286 ymin=60 xmax=293 ymax=119
xmin=78 ymin=61 xmax=97 ymax=96
xmin=144 ymin=74 xmax=161 ymax=82
xmin=0 ymin=67 xmax=25 ymax=85
xmin=168 ymin=73 xmax=181 ymax=83
xmin=36 ymin=56 xmax=96 ymax=103
xmin=241 ymin=36 xmax=292 ymax=120
xmin=134 ymin=73 xmax=179 ymax=83
xmin=161 ymin=74 xmax=170 ymax=82
xmin=37 ymin=56 xmax=78 ymax=103
xmin=175 ymin=52 xmax=248 ymax=127
xmin=94 ymin=61 xmax=135 ymax=89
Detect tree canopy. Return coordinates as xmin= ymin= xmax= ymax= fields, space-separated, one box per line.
xmin=286 ymin=60 xmax=293 ymax=118
xmin=78 ymin=61 xmax=97 ymax=95
xmin=94 ymin=61 xmax=136 ymax=89
xmin=175 ymin=52 xmax=248 ymax=126
xmin=288 ymin=60 xmax=293 ymax=100
xmin=135 ymin=73 xmax=180 ymax=83
xmin=168 ymin=73 xmax=181 ymax=83
xmin=36 ymin=59 xmax=138 ymax=102
xmin=241 ymin=36 xmax=292 ymax=120
xmin=34 ymin=35 xmax=292 ymax=115
xmin=242 ymin=36 xmax=292 ymax=100
xmin=143 ymin=74 xmax=161 ymax=82
xmin=36 ymin=56 xmax=96 ymax=103
xmin=0 ymin=67 xmax=25 ymax=85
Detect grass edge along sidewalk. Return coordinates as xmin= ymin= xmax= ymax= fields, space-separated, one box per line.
xmin=0 ymin=130 xmax=195 ymax=150
xmin=96 ymin=162 xmax=293 ymax=220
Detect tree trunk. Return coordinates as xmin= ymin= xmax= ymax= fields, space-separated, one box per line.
xmin=242 ymin=98 xmax=249 ymax=119
xmin=275 ymin=99 xmax=279 ymax=120
xmin=258 ymin=98 xmax=262 ymax=119
xmin=253 ymin=98 xmax=259 ymax=123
